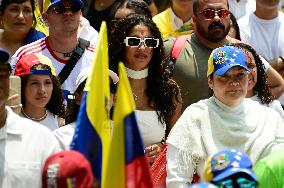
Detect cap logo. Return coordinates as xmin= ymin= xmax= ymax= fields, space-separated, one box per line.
xmin=212 ymin=153 xmax=230 ymax=170
xmin=214 ymin=51 xmax=228 ymax=65
xmin=47 ymin=163 xmax=60 ymax=188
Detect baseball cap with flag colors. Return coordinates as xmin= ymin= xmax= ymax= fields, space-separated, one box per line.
xmin=42 ymin=150 xmax=94 ymax=188
xmin=43 ymin=0 xmax=84 ymax=13
xmin=203 ymin=149 xmax=257 ymax=183
xmin=207 ymin=46 xmax=249 ymax=77
xmin=14 ymin=53 xmax=56 ymax=76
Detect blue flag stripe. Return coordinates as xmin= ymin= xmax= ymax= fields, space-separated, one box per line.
xmin=71 ymin=92 xmax=103 ymax=181
xmin=124 ymin=112 xmax=145 ymax=164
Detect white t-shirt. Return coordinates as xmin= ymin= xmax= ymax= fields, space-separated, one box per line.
xmin=78 ymin=17 xmax=99 ymax=44
xmin=228 ymin=0 xmax=256 ymax=20
xmin=20 ymin=110 xmax=59 ymax=131
xmin=228 ymin=0 xmax=282 ymax=20
xmin=53 ymin=122 xmax=76 ymax=150
xmin=0 ymin=107 xmax=60 ymax=187
xmin=238 ymin=12 xmax=284 ymax=61
xmin=11 ymin=37 xmax=95 ymax=94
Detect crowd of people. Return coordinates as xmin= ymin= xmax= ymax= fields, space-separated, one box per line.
xmin=1 ymin=0 xmax=284 ymax=187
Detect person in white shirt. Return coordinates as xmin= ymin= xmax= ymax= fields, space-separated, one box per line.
xmin=14 ymin=53 xmax=65 ymax=131
xmin=228 ymin=0 xmax=256 ymax=20
xmin=238 ymin=0 xmax=284 ymax=75
xmin=0 ymin=48 xmax=60 ymax=188
xmin=228 ymin=0 xmax=282 ymax=20
xmin=166 ymin=46 xmax=284 ymax=187
xmin=78 ymin=16 xmax=99 ymax=44
xmin=238 ymin=0 xmax=284 ymax=104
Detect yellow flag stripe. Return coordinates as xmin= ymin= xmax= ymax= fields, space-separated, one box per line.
xmin=103 ymin=62 xmax=137 ymax=188
xmin=84 ymin=21 xmax=111 ymax=186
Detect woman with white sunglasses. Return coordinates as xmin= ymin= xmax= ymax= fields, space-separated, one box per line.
xmin=109 ymin=13 xmax=182 ymax=164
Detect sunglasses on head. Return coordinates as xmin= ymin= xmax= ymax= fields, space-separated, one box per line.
xmin=199 ymin=8 xmax=230 ymax=19
xmin=51 ymin=4 xmax=82 ymax=14
xmin=124 ymin=37 xmax=159 ymax=48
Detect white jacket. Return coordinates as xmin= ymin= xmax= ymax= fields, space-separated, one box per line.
xmin=0 ymin=107 xmax=60 ymax=188
xmin=166 ymin=97 xmax=284 ymax=187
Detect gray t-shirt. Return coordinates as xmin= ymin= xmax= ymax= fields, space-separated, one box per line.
xmin=164 ymin=34 xmax=215 ymax=111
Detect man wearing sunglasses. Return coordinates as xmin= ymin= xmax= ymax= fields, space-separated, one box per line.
xmin=163 ymin=0 xmax=232 ymax=111
xmin=164 ymin=0 xmax=284 ymax=111
xmin=10 ymin=0 xmax=96 ymax=98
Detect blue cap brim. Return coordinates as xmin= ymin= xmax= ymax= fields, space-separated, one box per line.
xmin=213 ymin=168 xmax=258 ymax=182
xmin=215 ymin=64 xmax=250 ymax=77
xmin=30 ymin=69 xmax=52 ymax=75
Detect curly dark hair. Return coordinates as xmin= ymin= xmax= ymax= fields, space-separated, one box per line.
xmin=109 ymin=0 xmax=152 ymax=20
xmin=230 ymin=43 xmax=274 ymax=104
xmin=21 ymin=63 xmax=66 ymax=118
xmin=109 ymin=13 xmax=180 ymax=128
xmin=108 ymin=0 xmax=152 ymax=37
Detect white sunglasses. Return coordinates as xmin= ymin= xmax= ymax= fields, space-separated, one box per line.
xmin=124 ymin=37 xmax=159 ymax=48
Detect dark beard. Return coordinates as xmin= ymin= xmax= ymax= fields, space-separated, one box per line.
xmin=196 ymin=21 xmax=230 ymax=43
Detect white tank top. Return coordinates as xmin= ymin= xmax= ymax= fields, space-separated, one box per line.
xmin=135 ymin=110 xmax=166 ymax=147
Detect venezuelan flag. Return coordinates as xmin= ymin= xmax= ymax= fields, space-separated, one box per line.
xmin=70 ymin=21 xmax=111 ymax=184
xmin=25 ymin=1 xmax=48 ymax=44
xmin=104 ymin=63 xmax=153 ymax=188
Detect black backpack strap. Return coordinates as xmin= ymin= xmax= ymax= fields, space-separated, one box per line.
xmin=58 ymin=38 xmax=90 ymax=85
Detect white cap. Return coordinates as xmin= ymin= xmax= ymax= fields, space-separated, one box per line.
xmin=75 ymin=68 xmax=119 ymax=87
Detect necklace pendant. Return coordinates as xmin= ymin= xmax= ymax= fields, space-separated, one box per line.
xmin=133 ymin=93 xmax=138 ymax=101
xmin=63 ymin=52 xmax=72 ymax=58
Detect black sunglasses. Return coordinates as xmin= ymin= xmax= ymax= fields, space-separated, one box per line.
xmin=51 ymin=4 xmax=82 ymax=14
xmin=199 ymin=8 xmax=230 ymax=19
